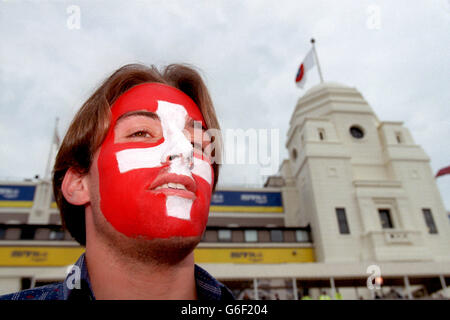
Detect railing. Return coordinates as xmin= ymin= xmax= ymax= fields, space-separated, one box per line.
xmin=0 ymin=224 xmax=312 ymax=244
xmin=383 ymin=230 xmax=413 ymax=244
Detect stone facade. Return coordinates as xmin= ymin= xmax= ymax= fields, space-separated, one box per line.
xmin=282 ymin=82 xmax=450 ymax=263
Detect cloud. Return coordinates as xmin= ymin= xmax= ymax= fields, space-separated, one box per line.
xmin=0 ymin=0 xmax=448 ymax=209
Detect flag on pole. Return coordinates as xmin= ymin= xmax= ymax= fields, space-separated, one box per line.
xmin=295 ymin=48 xmax=315 ymax=88
xmin=53 ymin=126 xmax=60 ymax=147
xmin=436 ymin=165 xmax=450 ymax=178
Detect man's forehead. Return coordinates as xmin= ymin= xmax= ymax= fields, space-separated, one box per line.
xmin=114 ymin=110 xmax=205 ymax=131
xmin=110 ymin=82 xmax=205 ymax=127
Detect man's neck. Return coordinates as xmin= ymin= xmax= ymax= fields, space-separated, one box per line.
xmin=85 ymin=237 xmax=197 ymax=300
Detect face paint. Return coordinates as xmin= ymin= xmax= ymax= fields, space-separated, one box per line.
xmin=97 ymin=83 xmax=214 ymax=239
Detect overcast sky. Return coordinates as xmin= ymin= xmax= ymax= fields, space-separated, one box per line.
xmin=0 ymin=0 xmax=449 ymax=209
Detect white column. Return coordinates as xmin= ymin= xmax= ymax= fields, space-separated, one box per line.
xmin=355 ymin=287 xmax=359 ymax=299
xmin=29 ymin=180 xmax=53 ymax=224
xmin=253 ymin=278 xmax=259 ymax=300
xmin=292 ymin=278 xmax=298 ymax=300
xmin=330 ymin=277 xmax=336 ymax=299
xmin=403 ymin=276 xmax=413 ymax=299
xmin=440 ymin=275 xmax=447 ymax=291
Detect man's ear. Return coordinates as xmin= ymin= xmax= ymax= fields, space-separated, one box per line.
xmin=61 ymin=167 xmax=90 ymax=205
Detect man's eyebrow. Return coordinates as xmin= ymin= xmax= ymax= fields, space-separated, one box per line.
xmin=115 ymin=110 xmax=159 ymax=126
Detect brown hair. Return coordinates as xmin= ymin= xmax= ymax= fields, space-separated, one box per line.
xmin=53 ymin=63 xmax=222 ymax=246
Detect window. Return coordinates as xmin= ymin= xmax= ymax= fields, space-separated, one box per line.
xmin=291 ymin=148 xmax=298 ymax=160
xmin=378 ymin=209 xmax=394 ymax=229
xmin=395 ymin=132 xmax=403 ymax=144
xmin=422 ymin=209 xmax=438 ymax=234
xmin=270 ymin=230 xmax=283 ymax=242
xmin=218 ymin=229 xmax=232 ymax=242
xmin=244 ymin=230 xmax=258 ymax=242
xmin=20 ymin=227 xmax=36 ymax=240
xmin=21 ymin=278 xmax=34 ymax=290
xmin=49 ymin=230 xmax=66 ymax=241
xmin=335 ymin=208 xmax=350 ymax=234
xmin=295 ymin=230 xmax=309 ymax=242
xmin=349 ymin=126 xmax=364 ymax=139
xmin=318 ymin=128 xmax=326 ymax=141
xmin=0 ymin=227 xmax=6 ymax=240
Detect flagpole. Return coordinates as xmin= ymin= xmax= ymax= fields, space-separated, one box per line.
xmin=44 ymin=117 xmax=59 ymax=180
xmin=311 ymin=38 xmax=324 ymax=83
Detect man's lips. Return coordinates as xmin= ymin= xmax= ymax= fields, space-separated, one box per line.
xmin=151 ymin=188 xmax=196 ymax=200
xmin=148 ymin=173 xmax=197 ymax=200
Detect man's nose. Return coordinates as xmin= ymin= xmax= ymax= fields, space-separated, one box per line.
xmin=165 ymin=153 xmax=194 ymax=169
xmin=162 ymin=126 xmax=194 ymax=166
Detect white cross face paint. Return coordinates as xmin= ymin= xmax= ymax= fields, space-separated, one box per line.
xmin=97 ymin=83 xmax=214 ymax=239
xmin=166 ymin=196 xmax=193 ymax=220
xmin=115 ymin=100 xmax=212 ymax=220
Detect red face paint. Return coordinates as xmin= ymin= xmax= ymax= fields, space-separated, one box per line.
xmin=97 ymin=83 xmax=213 ymax=239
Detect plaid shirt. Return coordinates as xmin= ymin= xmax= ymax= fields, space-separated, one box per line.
xmin=0 ymin=253 xmax=235 ymax=300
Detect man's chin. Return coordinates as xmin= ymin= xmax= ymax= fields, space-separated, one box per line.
xmin=127 ymin=235 xmax=202 ymax=266
xmin=105 ymin=230 xmax=202 ymax=266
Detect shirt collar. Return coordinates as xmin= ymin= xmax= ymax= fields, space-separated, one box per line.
xmin=194 ymin=264 xmax=225 ymax=300
xmin=63 ymin=253 xmax=95 ymax=300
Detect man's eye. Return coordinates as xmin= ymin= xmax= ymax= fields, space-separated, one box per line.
xmin=129 ymin=131 xmax=151 ymax=138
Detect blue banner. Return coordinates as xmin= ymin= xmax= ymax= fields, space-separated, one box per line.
xmin=0 ymin=185 xmax=36 ymax=208
xmin=0 ymin=185 xmax=36 ymax=202
xmin=210 ymin=190 xmax=283 ymax=212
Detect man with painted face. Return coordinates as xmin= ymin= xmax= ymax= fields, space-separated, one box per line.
xmin=0 ymin=64 xmax=234 ymax=300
